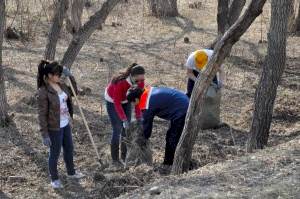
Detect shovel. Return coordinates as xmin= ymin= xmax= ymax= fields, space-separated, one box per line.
xmin=67 ymin=77 xmax=108 ymax=171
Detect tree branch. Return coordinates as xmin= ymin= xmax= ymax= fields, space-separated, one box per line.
xmin=61 ymin=0 xmax=122 ymax=68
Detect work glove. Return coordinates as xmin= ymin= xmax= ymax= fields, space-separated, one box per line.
xmin=62 ymin=66 xmax=72 ymax=77
xmin=42 ymin=136 xmax=51 ymax=147
xmin=122 ymin=120 xmax=129 ymax=130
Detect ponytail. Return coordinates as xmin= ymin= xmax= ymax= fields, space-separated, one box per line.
xmin=111 ymin=63 xmax=145 ymax=84
xmin=37 ymin=60 xmax=62 ymax=89
xmin=37 ymin=60 xmax=50 ymax=89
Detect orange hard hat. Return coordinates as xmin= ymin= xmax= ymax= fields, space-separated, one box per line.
xmin=194 ymin=50 xmax=208 ymax=71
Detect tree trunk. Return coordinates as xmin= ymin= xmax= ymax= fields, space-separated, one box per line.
xmin=247 ymin=0 xmax=291 ymax=152
xmin=288 ymin=0 xmax=295 ymax=32
xmin=288 ymin=0 xmax=300 ymax=33
xmin=172 ymin=0 xmax=267 ymax=175
xmin=209 ymin=0 xmax=246 ymax=49
xmin=228 ymin=0 xmax=246 ymax=26
xmin=61 ymin=0 xmax=121 ymax=68
xmin=217 ymin=0 xmax=229 ymax=35
xmin=66 ymin=0 xmax=85 ymax=34
xmin=44 ymin=0 xmax=69 ymax=61
xmin=0 ymin=0 xmax=8 ymax=125
xmin=147 ymin=0 xmax=178 ymax=17
xmin=294 ymin=2 xmax=300 ymax=32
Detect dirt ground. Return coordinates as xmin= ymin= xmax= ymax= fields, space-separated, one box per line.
xmin=0 ymin=0 xmax=299 ymax=198
xmin=118 ymin=136 xmax=300 ymax=199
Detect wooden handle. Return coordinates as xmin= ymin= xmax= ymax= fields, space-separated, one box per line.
xmin=67 ymin=77 xmax=101 ymax=162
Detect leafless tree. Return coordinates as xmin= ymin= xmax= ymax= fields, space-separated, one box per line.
xmin=0 ymin=0 xmax=8 ymax=126
xmin=210 ymin=0 xmax=246 ymax=48
xmin=44 ymin=0 xmax=69 ymax=61
xmin=228 ymin=0 xmax=246 ymax=27
xmin=66 ymin=0 xmax=85 ymax=34
xmin=147 ymin=0 xmax=178 ymax=17
xmin=217 ymin=0 xmax=229 ymax=36
xmin=61 ymin=0 xmax=122 ymax=68
xmin=247 ymin=0 xmax=292 ymax=151
xmin=287 ymin=0 xmax=300 ymax=33
xmin=295 ymin=3 xmax=300 ymax=32
xmin=172 ymin=0 xmax=267 ymax=174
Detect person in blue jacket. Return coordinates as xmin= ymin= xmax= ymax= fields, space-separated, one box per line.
xmin=126 ymin=86 xmax=189 ymax=166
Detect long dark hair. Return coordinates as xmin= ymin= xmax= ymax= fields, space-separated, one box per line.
xmin=126 ymin=86 xmax=144 ymax=102
xmin=37 ymin=60 xmax=63 ymax=89
xmin=111 ymin=63 xmax=145 ymax=84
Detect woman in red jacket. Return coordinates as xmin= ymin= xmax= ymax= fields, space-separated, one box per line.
xmin=105 ymin=63 xmax=145 ymax=166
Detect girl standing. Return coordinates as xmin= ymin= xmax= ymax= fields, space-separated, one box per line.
xmin=37 ymin=60 xmax=83 ymax=189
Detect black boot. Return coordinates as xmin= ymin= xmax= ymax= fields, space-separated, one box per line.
xmin=163 ymin=144 xmax=175 ymax=166
xmin=110 ymin=144 xmax=123 ymax=167
xmin=120 ymin=139 xmax=127 ymax=162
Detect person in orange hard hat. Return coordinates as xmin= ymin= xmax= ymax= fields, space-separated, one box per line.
xmin=185 ymin=49 xmax=225 ymax=97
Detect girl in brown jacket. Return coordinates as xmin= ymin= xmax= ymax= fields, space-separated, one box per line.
xmin=37 ymin=60 xmax=83 ymax=189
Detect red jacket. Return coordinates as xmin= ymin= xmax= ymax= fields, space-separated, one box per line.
xmin=105 ymin=77 xmax=143 ymax=121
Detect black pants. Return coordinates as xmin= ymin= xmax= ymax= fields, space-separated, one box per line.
xmin=186 ymin=70 xmax=218 ymax=98
xmin=163 ymin=115 xmax=186 ymax=165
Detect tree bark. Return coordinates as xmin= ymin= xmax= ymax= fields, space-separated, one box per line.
xmin=147 ymin=0 xmax=178 ymax=17
xmin=228 ymin=0 xmax=246 ymax=26
xmin=61 ymin=0 xmax=121 ymax=68
xmin=66 ymin=0 xmax=85 ymax=34
xmin=0 ymin=0 xmax=8 ymax=125
xmin=44 ymin=0 xmax=69 ymax=61
xmin=247 ymin=0 xmax=291 ymax=152
xmin=209 ymin=0 xmax=246 ymax=49
xmin=289 ymin=3 xmax=300 ymax=33
xmin=288 ymin=0 xmax=295 ymax=32
xmin=217 ymin=0 xmax=229 ymax=35
xmin=294 ymin=2 xmax=300 ymax=32
xmin=172 ymin=0 xmax=267 ymax=175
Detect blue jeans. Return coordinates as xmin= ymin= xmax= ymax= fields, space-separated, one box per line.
xmin=106 ymin=101 xmax=131 ymax=145
xmin=48 ymin=124 xmax=75 ymax=181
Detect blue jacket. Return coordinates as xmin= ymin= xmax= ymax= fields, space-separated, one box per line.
xmin=141 ymin=87 xmax=189 ymax=139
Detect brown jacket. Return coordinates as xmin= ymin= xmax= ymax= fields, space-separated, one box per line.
xmin=38 ymin=80 xmax=76 ymax=138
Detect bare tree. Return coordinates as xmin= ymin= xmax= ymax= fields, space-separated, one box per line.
xmin=147 ymin=0 xmax=178 ymax=17
xmin=247 ymin=0 xmax=292 ymax=151
xmin=228 ymin=0 xmax=246 ymax=26
xmin=61 ymin=0 xmax=122 ymax=68
xmin=287 ymin=0 xmax=300 ymax=33
xmin=217 ymin=0 xmax=229 ymax=35
xmin=295 ymin=3 xmax=300 ymax=32
xmin=0 ymin=0 xmax=8 ymax=125
xmin=44 ymin=0 xmax=69 ymax=61
xmin=210 ymin=0 xmax=246 ymax=48
xmin=172 ymin=0 xmax=267 ymax=175
xmin=66 ymin=0 xmax=85 ymax=34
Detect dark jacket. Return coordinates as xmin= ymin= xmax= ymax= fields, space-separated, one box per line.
xmin=141 ymin=87 xmax=189 ymax=139
xmin=38 ymin=80 xmax=76 ymax=138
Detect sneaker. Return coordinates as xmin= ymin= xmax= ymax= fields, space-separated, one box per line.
xmin=68 ymin=171 xmax=85 ymax=179
xmin=51 ymin=179 xmax=63 ymax=189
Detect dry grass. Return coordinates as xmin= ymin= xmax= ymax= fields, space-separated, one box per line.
xmin=0 ymin=0 xmax=299 ymax=198
xmin=118 ymin=137 xmax=300 ymax=199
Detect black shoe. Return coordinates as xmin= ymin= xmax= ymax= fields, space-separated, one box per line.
xmin=158 ymin=164 xmax=171 ymax=175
